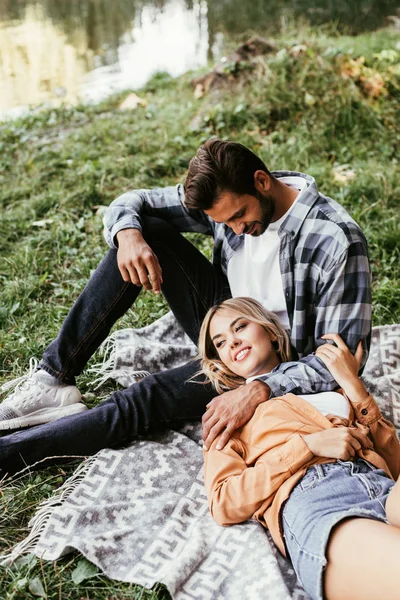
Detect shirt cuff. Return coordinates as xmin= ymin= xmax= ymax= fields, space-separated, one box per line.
xmin=351 ymin=394 xmax=382 ymax=425
xmin=109 ymin=218 xmax=142 ymax=248
xmin=254 ymin=373 xmax=297 ymax=398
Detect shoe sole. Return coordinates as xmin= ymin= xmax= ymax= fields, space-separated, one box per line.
xmin=0 ymin=403 xmax=88 ymax=430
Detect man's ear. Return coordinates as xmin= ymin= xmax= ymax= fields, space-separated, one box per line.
xmin=254 ymin=170 xmax=272 ymax=194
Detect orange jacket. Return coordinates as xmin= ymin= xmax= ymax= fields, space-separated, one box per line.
xmin=203 ymin=392 xmax=400 ymax=555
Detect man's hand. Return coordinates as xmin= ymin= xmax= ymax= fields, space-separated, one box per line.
xmin=302 ymin=427 xmax=373 ymax=461
xmin=202 ymin=380 xmax=270 ymax=451
xmin=116 ymin=228 xmax=163 ymax=293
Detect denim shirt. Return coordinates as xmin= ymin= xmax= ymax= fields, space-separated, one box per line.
xmin=103 ymin=171 xmax=372 ymax=398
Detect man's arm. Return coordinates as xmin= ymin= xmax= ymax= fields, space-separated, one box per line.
xmin=103 ymin=184 xmax=213 ymax=290
xmin=203 ymin=380 xmax=270 ymax=449
xmin=103 ymin=184 xmax=212 ymax=249
xmin=258 ymin=242 xmax=372 ymax=398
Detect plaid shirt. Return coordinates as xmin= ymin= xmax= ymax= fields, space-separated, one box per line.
xmin=103 ymin=171 xmax=372 ymax=398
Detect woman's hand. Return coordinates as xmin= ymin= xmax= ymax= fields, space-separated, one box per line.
xmin=315 ymin=334 xmax=368 ymax=402
xmin=303 ymin=427 xmax=373 ymax=461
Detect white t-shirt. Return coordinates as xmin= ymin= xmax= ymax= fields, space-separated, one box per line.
xmin=245 ymin=377 xmax=351 ymax=419
xmin=227 ymin=176 xmax=308 ymax=329
xmin=299 ymin=391 xmax=350 ymax=419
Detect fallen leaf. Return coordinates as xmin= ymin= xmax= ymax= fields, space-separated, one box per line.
xmin=32 ymin=219 xmax=54 ymax=227
xmin=340 ymin=57 xmax=364 ymax=79
xmin=289 ymin=44 xmax=308 ymax=57
xmin=304 ymin=92 xmax=316 ymax=106
xmin=194 ymin=83 xmax=205 ymax=99
xmin=93 ymin=205 xmax=109 ymax=216
xmin=71 ymin=558 xmax=99 ymax=584
xmin=119 ymin=93 xmax=147 ymax=110
xmin=359 ymin=72 xmax=386 ymax=98
xmin=28 ymin=577 xmax=46 ymax=597
xmin=333 ymin=165 xmax=356 ymax=183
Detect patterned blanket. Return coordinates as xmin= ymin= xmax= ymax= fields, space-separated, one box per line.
xmin=5 ymin=317 xmax=400 ymax=600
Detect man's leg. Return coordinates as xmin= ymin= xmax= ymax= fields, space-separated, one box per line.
xmin=0 ymin=359 xmax=212 ymax=477
xmin=0 ymin=217 xmax=231 ymax=464
xmin=41 ymin=216 xmax=230 ymax=383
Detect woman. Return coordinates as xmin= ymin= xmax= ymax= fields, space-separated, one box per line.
xmin=199 ymin=297 xmax=400 ymax=600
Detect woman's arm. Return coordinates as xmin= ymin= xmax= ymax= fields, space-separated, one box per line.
xmin=204 ymin=424 xmax=374 ymax=526
xmin=316 ymin=334 xmax=400 ymax=479
xmin=203 ymin=433 xmax=313 ymax=526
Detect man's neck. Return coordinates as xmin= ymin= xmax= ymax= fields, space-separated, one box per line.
xmin=271 ymin=178 xmax=300 ymax=221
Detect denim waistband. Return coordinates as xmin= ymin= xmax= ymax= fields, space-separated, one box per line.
xmin=310 ymin=458 xmax=377 ymax=479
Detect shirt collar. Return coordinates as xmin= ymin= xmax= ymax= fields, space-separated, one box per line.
xmin=271 ymin=171 xmax=320 ymax=239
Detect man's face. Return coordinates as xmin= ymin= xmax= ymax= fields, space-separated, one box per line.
xmin=204 ymin=189 xmax=275 ymax=237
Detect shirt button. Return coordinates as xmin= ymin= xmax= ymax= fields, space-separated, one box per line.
xmin=361 ymin=408 xmax=368 ymax=415
xmin=280 ymin=385 xmax=286 ymax=392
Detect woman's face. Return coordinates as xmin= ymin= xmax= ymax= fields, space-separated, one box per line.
xmin=208 ymin=309 xmax=280 ymax=379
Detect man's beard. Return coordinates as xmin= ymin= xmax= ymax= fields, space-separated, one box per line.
xmin=244 ymin=190 xmax=275 ymax=236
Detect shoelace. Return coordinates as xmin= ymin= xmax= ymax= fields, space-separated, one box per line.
xmin=1 ymin=357 xmax=40 ymax=394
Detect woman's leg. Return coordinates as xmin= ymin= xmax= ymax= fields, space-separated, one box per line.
xmin=282 ymin=460 xmax=398 ymax=600
xmin=324 ymin=517 xmax=400 ymax=600
xmin=325 ymin=472 xmax=400 ymax=599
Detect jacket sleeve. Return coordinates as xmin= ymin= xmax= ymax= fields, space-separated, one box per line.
xmin=256 ymin=242 xmax=372 ymax=398
xmin=353 ymin=393 xmax=400 ymax=480
xmin=103 ymin=184 xmax=213 ymax=248
xmin=203 ymin=434 xmax=313 ymax=526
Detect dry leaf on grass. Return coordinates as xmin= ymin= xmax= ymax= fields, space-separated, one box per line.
xmin=119 ymin=93 xmax=148 ymax=110
xmin=359 ymin=72 xmax=386 ymax=98
xmin=333 ymin=165 xmax=357 ymax=184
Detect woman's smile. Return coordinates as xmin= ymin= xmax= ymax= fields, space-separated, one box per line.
xmin=234 ymin=347 xmax=251 ymax=362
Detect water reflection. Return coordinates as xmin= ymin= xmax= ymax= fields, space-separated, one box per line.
xmin=0 ymin=0 xmax=398 ymax=116
xmin=0 ymin=4 xmax=89 ymax=114
xmin=206 ymin=0 xmax=399 ymax=36
xmin=81 ymin=0 xmax=208 ymax=104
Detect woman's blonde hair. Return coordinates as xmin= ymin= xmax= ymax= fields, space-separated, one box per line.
xmin=197 ymin=297 xmax=292 ymax=394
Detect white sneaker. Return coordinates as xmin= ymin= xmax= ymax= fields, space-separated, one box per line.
xmin=0 ymin=358 xmax=88 ymax=430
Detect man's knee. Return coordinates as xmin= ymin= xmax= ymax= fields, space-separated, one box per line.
xmin=141 ymin=216 xmax=181 ymax=247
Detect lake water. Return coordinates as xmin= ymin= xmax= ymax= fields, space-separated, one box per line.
xmin=0 ymin=0 xmax=399 ymax=117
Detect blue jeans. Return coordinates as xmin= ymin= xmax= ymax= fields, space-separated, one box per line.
xmin=282 ymin=458 xmax=394 ymax=600
xmin=0 ymin=217 xmax=231 ymax=476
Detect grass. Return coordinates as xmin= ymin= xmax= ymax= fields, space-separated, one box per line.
xmin=0 ymin=21 xmax=399 ymax=599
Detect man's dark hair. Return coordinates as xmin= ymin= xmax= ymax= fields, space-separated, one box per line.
xmin=184 ymin=138 xmax=271 ymax=210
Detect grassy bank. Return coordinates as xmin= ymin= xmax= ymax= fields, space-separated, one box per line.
xmin=1 ymin=23 xmax=399 ymax=599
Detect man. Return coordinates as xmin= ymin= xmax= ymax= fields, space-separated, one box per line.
xmin=0 ymin=139 xmax=371 ymax=476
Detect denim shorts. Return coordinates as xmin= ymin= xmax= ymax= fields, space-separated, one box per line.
xmin=281 ymin=458 xmax=395 ymax=600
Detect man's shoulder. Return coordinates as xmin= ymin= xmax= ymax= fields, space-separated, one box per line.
xmin=276 ymin=171 xmax=365 ymax=249
xmin=303 ymin=193 xmax=366 ymax=248
xmin=289 ymin=193 xmax=369 ymax=273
